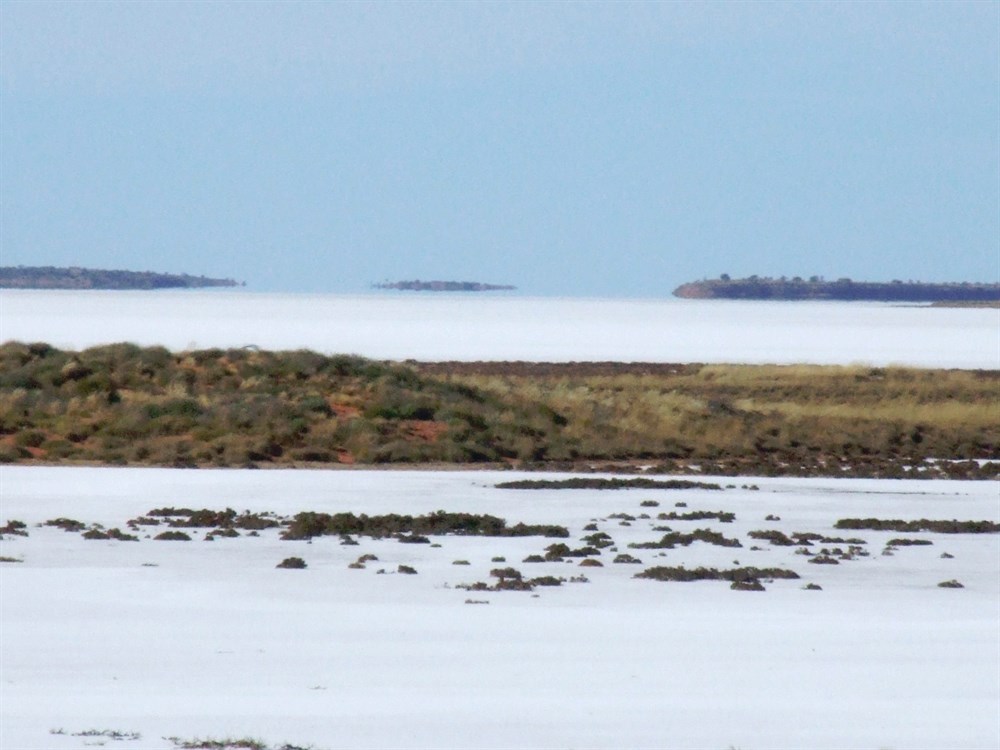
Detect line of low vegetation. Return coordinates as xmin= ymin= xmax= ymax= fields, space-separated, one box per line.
xmin=280 ymin=511 xmax=569 ymax=541
xmin=634 ymin=565 xmax=800 ymax=583
xmin=34 ymin=509 xmax=570 ymax=544
xmin=628 ymin=528 xmax=742 ymax=549
xmin=1 ymin=342 xmax=997 ymax=478
xmin=834 ymin=518 xmax=1000 ymax=533
xmin=656 ymin=509 xmax=735 ymax=523
xmin=494 ymin=478 xmax=721 ymax=490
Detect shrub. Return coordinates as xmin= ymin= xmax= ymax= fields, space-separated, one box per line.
xmin=397 ymin=564 xmax=417 ymax=575
xmin=452 ymin=559 xmax=471 ymax=565
xmin=580 ymin=532 xmax=614 ymax=549
xmin=0 ymin=520 xmax=28 ymax=537
xmin=490 ymin=567 xmax=522 ymax=580
xmin=579 ymin=558 xmax=603 ymax=567
xmin=808 ymin=555 xmax=839 ymax=565
xmin=397 ymin=534 xmax=430 ymax=544
xmin=106 ymin=528 xmax=138 ymax=541
xmin=544 ymin=542 xmax=600 ymax=558
xmin=748 ymin=529 xmax=795 ymax=546
xmin=276 ymin=557 xmax=307 ymax=569
xmin=613 ymin=553 xmax=642 ymax=564
xmin=522 ymin=554 xmax=545 ymax=563
xmin=154 ymin=531 xmax=192 ymax=541
xmin=937 ymin=579 xmax=964 ymax=588
xmin=730 ymin=579 xmax=765 ymax=591
xmin=886 ymin=538 xmax=933 ymax=546
xmin=15 ymin=430 xmax=46 ymax=448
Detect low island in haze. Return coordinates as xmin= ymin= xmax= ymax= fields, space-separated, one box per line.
xmin=0 ymin=266 xmax=242 ymax=290
xmin=674 ymin=275 xmax=1000 ymax=303
xmin=374 ymin=279 xmax=516 ymax=292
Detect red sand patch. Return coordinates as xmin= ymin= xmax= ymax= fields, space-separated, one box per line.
xmin=330 ymin=403 xmax=361 ymax=418
xmin=403 ymin=421 xmax=449 ymax=443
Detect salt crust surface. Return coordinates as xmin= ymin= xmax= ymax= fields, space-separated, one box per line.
xmin=2 ymin=291 xmax=997 ymax=367
xmin=1 ymin=466 xmax=998 ymax=749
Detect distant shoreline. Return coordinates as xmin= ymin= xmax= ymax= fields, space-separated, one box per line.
xmin=0 ymin=266 xmax=242 ymax=290
xmin=373 ymin=280 xmax=516 ymax=292
xmin=674 ymin=276 xmax=1000 ymax=302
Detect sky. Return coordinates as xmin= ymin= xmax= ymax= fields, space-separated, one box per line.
xmin=1 ymin=1 xmax=997 ymax=297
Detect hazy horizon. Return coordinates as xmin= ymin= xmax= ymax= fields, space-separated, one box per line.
xmin=2 ymin=2 xmax=997 ymax=297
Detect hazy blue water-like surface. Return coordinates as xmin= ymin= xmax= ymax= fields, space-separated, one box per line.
xmin=1 ymin=290 xmax=997 ymax=367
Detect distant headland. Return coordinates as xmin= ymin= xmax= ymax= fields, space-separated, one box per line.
xmin=673 ymin=275 xmax=1000 ymax=303
xmin=0 ymin=266 xmax=242 ymax=290
xmin=373 ymin=280 xmax=516 ymax=292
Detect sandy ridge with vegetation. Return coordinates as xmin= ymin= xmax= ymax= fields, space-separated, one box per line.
xmin=1 ymin=341 xmax=997 ymax=479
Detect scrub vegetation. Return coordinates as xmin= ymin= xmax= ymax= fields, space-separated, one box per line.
xmin=1 ymin=342 xmax=997 ymax=478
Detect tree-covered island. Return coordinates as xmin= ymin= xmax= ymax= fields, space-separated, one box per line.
xmin=374 ymin=280 xmax=516 ymax=292
xmin=674 ymin=275 xmax=1000 ymax=302
xmin=0 ymin=266 xmax=242 ymax=290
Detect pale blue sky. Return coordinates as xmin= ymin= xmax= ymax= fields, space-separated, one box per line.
xmin=1 ymin=1 xmax=997 ymax=296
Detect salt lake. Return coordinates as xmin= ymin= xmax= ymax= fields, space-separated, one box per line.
xmin=2 ymin=290 xmax=997 ymax=367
